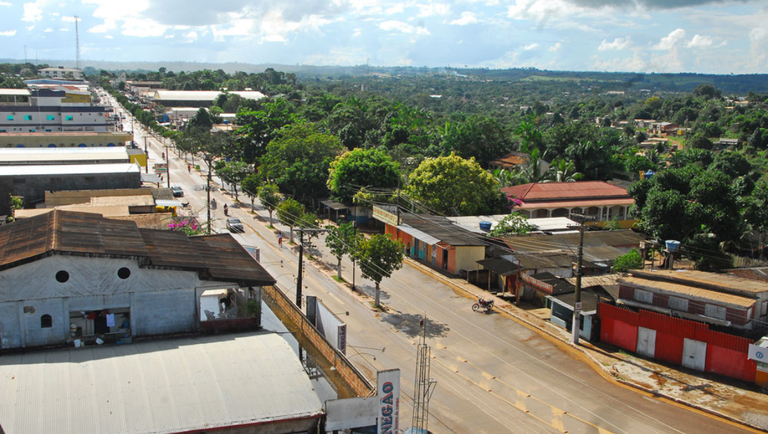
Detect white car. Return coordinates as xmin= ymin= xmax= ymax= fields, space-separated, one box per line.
xmin=226 ymin=218 xmax=244 ymax=233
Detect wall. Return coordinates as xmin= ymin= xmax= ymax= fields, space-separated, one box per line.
xmin=0 ymin=255 xmax=231 ymax=349
xmin=454 ymin=246 xmax=486 ymax=275
xmin=599 ymin=303 xmax=757 ymax=383
xmin=0 ymin=170 xmax=141 ymax=211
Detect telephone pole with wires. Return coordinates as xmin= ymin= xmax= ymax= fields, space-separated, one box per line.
xmin=569 ymin=213 xmax=592 ymax=345
xmin=295 ymin=227 xmax=328 ymax=309
xmin=410 ymin=314 xmax=437 ymax=434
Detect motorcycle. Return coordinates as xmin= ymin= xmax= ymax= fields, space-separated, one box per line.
xmin=472 ymin=298 xmax=494 ymax=313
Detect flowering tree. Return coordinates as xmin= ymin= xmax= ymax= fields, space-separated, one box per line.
xmin=168 ymin=217 xmax=204 ymax=236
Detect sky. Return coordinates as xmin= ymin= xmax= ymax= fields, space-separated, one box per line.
xmin=0 ymin=0 xmax=767 ymax=74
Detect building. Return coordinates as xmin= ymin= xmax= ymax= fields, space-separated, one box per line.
xmin=0 ymin=146 xmax=130 ymax=166
xmin=449 ymin=215 xmax=578 ymax=234
xmin=617 ymin=269 xmax=768 ymax=332
xmin=0 ymin=210 xmax=275 ymax=350
xmin=487 ymin=151 xmax=550 ymax=174
xmin=502 ymin=181 xmax=635 ymax=224
xmin=0 ymin=131 xmax=133 ymax=148
xmin=373 ymin=206 xmax=486 ymax=276
xmin=0 ymin=332 xmax=326 ymax=434
xmin=148 ymin=90 xmax=266 ymax=108
xmin=715 ymin=138 xmax=740 ymax=148
xmin=38 ymin=67 xmax=84 ymax=80
xmin=0 ymin=163 xmax=142 ymax=215
xmin=0 ymin=88 xmax=114 ymax=133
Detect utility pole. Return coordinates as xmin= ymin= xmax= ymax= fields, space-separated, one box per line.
xmin=165 ymin=139 xmax=170 ymax=188
xmin=296 ymin=228 xmax=329 ymax=309
xmin=206 ymin=155 xmax=213 ymax=235
xmin=352 ymin=221 xmax=357 ymax=291
xmin=411 ymin=314 xmax=437 ymax=433
xmin=569 ymin=213 xmax=589 ymax=345
xmin=74 ymin=16 xmax=80 ymax=71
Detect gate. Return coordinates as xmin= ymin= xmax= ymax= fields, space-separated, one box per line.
xmin=636 ymin=327 xmax=656 ymax=358
xmin=682 ymin=338 xmax=707 ymax=371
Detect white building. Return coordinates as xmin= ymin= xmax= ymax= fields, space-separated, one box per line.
xmin=38 ymin=67 xmax=84 ymax=80
xmin=0 ymin=88 xmax=113 ymax=133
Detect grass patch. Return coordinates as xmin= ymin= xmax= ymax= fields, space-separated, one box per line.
xmin=332 ymin=275 xmax=346 ymax=283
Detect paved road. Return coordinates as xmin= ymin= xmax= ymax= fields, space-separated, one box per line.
xmin=115 ymin=94 xmax=753 ymax=434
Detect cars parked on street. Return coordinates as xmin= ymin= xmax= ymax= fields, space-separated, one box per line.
xmin=226 ymin=218 xmax=244 ymax=233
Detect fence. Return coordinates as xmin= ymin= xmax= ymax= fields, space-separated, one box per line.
xmin=599 ymin=303 xmax=757 ymax=383
xmin=262 ymin=285 xmax=375 ymax=399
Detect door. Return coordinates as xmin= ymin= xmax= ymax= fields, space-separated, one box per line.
xmin=636 ymin=327 xmax=656 ymax=358
xmin=431 ymin=245 xmax=437 ymax=265
xmin=442 ymin=249 xmax=449 ymax=270
xmin=682 ymin=338 xmax=707 ymax=371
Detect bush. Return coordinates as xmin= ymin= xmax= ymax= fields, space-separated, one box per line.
xmin=613 ymin=248 xmax=643 ymax=272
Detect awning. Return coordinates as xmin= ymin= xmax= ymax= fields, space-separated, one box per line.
xmin=477 ymin=257 xmax=519 ymax=276
xmin=156 ymin=199 xmax=185 ymax=207
xmin=320 ymin=199 xmax=348 ymax=211
xmin=141 ymin=173 xmax=161 ymax=183
xmin=396 ymin=224 xmax=441 ymax=245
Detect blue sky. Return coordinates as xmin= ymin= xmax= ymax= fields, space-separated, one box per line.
xmin=0 ymin=0 xmax=766 ymax=73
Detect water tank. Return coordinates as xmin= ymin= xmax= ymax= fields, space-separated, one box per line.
xmin=479 ymin=221 xmax=492 ymax=232
xmin=665 ymin=240 xmax=680 ymax=252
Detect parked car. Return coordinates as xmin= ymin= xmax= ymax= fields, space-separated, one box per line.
xmin=171 ymin=186 xmax=184 ymax=197
xmin=226 ymin=218 xmax=244 ymax=233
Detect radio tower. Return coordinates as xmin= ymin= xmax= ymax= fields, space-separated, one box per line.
xmin=74 ymin=15 xmax=80 ymax=70
xmin=410 ymin=315 xmax=437 ymax=434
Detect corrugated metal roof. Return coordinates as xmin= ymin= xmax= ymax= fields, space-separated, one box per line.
xmin=401 ymin=213 xmax=486 ymax=246
xmin=0 ymin=211 xmax=275 ymax=286
xmin=477 ymin=257 xmax=519 ymax=276
xmin=630 ymin=269 xmax=768 ymax=295
xmin=0 ymin=163 xmax=139 ymax=176
xmin=152 ymin=90 xmax=266 ymax=101
xmin=513 ymin=198 xmax=635 ymax=209
xmin=0 ymin=147 xmax=129 ymax=164
xmin=0 ymin=89 xmax=31 ymax=96
xmin=504 ymin=230 xmax=645 ymax=253
xmin=0 ymin=333 xmax=324 ymax=434
xmin=619 ymin=276 xmax=757 ymax=308
xmin=448 ymin=215 xmax=577 ymax=233
xmin=396 ymin=224 xmax=441 ymax=245
xmin=565 ymin=274 xmax=621 ymax=288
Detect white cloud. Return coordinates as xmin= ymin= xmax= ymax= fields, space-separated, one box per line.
xmin=416 ymin=2 xmax=450 ymax=17
xmin=450 ymin=11 xmax=478 ymax=26
xmin=549 ymin=42 xmax=562 ymax=51
xmin=44 ymin=27 xmax=53 ymax=32
xmin=184 ymin=30 xmax=198 ymax=42
xmin=653 ymin=28 xmax=685 ymax=50
xmin=523 ymin=43 xmax=538 ymax=50
xmin=0 ymin=1 xmax=12 ymax=6
xmin=687 ymin=34 xmax=713 ymax=48
xmin=165 ymin=34 xmax=175 ymax=39
xmin=0 ymin=30 xmax=16 ymax=36
xmin=379 ymin=20 xmax=429 ymax=35
xmin=121 ymin=18 xmax=167 ymax=37
xmin=61 ymin=16 xmax=76 ymax=22
xmin=26 ymin=25 xmax=34 ymax=31
xmin=59 ymin=27 xmax=69 ymax=31
xmin=598 ymin=36 xmax=631 ymax=51
xmin=384 ymin=3 xmax=404 ymax=15
xmin=51 ymin=11 xmax=58 ymax=16
xmin=258 ymin=10 xmax=336 ymax=43
xmin=22 ymin=1 xmax=43 ymax=22
xmin=353 ymin=27 xmax=362 ymax=37
xmin=593 ymin=52 xmax=648 ymax=72
xmin=105 ymin=35 xmax=113 ymax=39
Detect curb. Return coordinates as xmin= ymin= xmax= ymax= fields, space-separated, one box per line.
xmin=402 ymin=257 xmax=768 ymax=433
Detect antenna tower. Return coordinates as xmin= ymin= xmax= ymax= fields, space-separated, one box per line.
xmin=74 ymin=15 xmax=80 ymax=70
xmin=411 ymin=315 xmax=437 ymax=434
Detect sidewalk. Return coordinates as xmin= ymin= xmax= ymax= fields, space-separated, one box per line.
xmin=402 ymin=256 xmax=768 ymax=432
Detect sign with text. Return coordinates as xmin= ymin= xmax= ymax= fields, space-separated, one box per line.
xmin=749 ymin=343 xmax=768 ymax=362
xmin=377 ymin=369 xmax=400 ymax=434
xmin=373 ymin=206 xmax=399 ymax=227
xmin=574 ymin=301 xmax=583 ymax=312
xmin=154 ymin=163 xmax=168 ymax=173
xmin=337 ymin=323 xmax=347 ymax=355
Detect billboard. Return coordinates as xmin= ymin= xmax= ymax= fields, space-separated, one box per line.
xmin=377 ymin=369 xmax=400 ymax=434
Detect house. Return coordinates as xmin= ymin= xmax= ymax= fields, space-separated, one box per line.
xmin=148 ymin=90 xmax=266 ymax=108
xmin=617 ymin=269 xmax=768 ymax=332
xmin=488 ymin=151 xmax=550 ymax=175
xmin=0 ymin=88 xmax=114 ymax=134
xmin=0 ymin=146 xmax=130 ymax=165
xmin=715 ymin=138 xmax=739 ymax=148
xmin=449 ymin=215 xmax=578 ymax=234
xmin=0 ymin=210 xmax=276 ymax=350
xmin=650 ymin=122 xmax=679 ymax=135
xmin=373 ymin=206 xmax=486 ymax=276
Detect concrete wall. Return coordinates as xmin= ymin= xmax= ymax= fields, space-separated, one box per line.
xmin=0 ymin=255 xmax=232 ymax=349
xmin=0 ymin=170 xmax=141 ymax=213
xmin=454 ymin=246 xmax=486 ymax=275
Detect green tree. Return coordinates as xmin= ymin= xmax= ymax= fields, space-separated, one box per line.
xmin=487 ymin=213 xmax=534 ymax=237
xmin=406 ymin=153 xmax=506 ymax=216
xmin=353 ymin=234 xmax=404 ymax=307
xmin=277 ymin=197 xmax=305 ymax=243
xmin=613 ymin=249 xmax=643 ymax=272
xmin=215 ymin=160 xmax=251 ymax=201
xmin=241 ymin=173 xmax=262 ymax=211
xmin=325 ymin=222 xmax=362 ymax=279
xmin=327 ymin=148 xmax=401 ymax=204
xmin=258 ymin=183 xmax=281 ymax=227
xmin=187 ymin=107 xmax=213 ymax=131
xmin=260 ymin=123 xmax=343 ymax=201
xmin=235 ymin=99 xmax=297 ymax=163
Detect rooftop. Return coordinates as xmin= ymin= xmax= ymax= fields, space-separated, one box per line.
xmin=0 ymin=163 xmax=139 ymax=176
xmin=630 ymin=269 xmax=768 ymax=296
xmin=502 ymin=181 xmax=631 ymax=202
xmin=0 ymin=147 xmax=129 ymax=164
xmin=401 ymin=213 xmax=486 ymax=246
xmin=619 ymin=275 xmax=757 ymax=309
xmin=0 ymin=333 xmax=324 ymax=434
xmin=0 ymin=211 xmax=275 ymax=286
xmin=489 ymin=152 xmax=530 ymax=168
xmin=152 ymin=90 xmax=266 ymax=102
xmin=448 ymin=215 xmax=577 ymax=234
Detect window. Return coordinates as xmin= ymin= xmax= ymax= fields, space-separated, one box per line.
xmin=762 ymin=300 xmax=768 ymax=317
xmin=24 ymin=115 xmax=32 ymax=121
xmin=47 ymin=115 xmax=55 ymax=121
xmin=55 ymin=270 xmax=70 ymax=283
xmin=705 ymin=304 xmax=727 ymax=320
xmin=668 ymin=297 xmax=689 ymax=312
xmin=40 ymin=314 xmax=52 ymax=328
xmin=65 ymin=115 xmax=74 ymax=121
xmin=7 ymin=115 xmax=13 ymax=121
xmin=634 ymin=289 xmax=653 ymax=304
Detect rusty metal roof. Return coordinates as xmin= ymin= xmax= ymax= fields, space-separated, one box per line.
xmin=630 ymin=269 xmax=768 ymax=297
xmin=502 ymin=181 xmax=631 ymax=202
xmin=618 ymin=276 xmax=757 ymax=308
xmin=0 ymin=211 xmax=275 ymax=286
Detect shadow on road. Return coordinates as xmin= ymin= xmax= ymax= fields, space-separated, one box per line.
xmin=383 ymin=312 xmax=450 ymax=338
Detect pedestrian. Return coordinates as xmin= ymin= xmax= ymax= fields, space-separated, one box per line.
xmin=278 ymin=231 xmax=283 ymax=248
xmin=187 ymin=164 xmax=191 ymax=173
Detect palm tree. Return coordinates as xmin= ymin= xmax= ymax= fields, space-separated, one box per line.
xmin=546 ymin=159 xmax=583 ymax=182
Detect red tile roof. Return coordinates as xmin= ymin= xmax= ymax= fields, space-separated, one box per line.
xmin=502 ymin=181 xmax=631 ymax=202
xmin=490 ymin=152 xmax=529 ymax=168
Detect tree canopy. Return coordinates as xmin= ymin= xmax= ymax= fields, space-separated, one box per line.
xmin=327 ymin=148 xmax=401 ymax=204
xmin=353 ymin=234 xmax=404 ymax=307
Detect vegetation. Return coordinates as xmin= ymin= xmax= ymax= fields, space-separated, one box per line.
xmin=327 ymin=148 xmax=401 ymax=204
xmin=325 ymin=222 xmax=363 ymax=279
xmin=487 ymin=213 xmax=535 ymax=237
xmin=276 ymin=198 xmax=304 ymax=243
xmin=353 ymin=234 xmax=405 ymax=307
xmin=613 ymin=249 xmax=643 ymax=272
